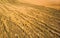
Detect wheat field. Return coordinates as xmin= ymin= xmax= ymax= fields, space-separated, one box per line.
xmin=0 ymin=0 xmax=60 ymax=38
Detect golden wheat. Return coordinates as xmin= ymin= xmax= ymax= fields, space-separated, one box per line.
xmin=0 ymin=0 xmax=60 ymax=38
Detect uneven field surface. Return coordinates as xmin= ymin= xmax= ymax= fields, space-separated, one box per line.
xmin=0 ymin=0 xmax=60 ymax=38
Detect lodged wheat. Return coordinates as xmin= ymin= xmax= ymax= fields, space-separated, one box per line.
xmin=0 ymin=0 xmax=60 ymax=38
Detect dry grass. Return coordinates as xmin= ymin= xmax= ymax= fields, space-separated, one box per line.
xmin=0 ymin=0 xmax=60 ymax=38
